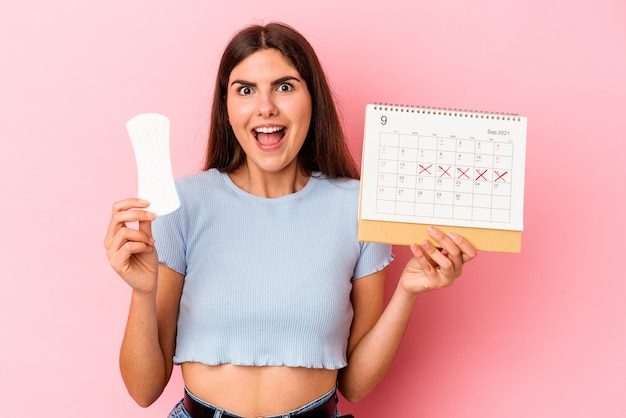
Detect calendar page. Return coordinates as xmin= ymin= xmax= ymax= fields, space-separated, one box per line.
xmin=359 ymin=104 xmax=527 ymax=234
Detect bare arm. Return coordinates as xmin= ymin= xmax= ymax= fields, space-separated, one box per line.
xmin=119 ymin=264 xmax=182 ymax=406
xmin=339 ymin=227 xmax=477 ymax=402
xmin=104 ymin=198 xmax=183 ymax=406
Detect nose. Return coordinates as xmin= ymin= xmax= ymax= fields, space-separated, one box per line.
xmin=257 ymin=90 xmax=278 ymax=118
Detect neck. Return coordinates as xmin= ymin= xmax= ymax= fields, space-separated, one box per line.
xmin=228 ymin=162 xmax=310 ymax=198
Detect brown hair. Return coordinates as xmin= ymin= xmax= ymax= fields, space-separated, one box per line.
xmin=204 ymin=22 xmax=359 ymax=179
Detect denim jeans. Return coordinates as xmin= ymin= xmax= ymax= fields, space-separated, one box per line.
xmin=167 ymin=386 xmax=340 ymax=418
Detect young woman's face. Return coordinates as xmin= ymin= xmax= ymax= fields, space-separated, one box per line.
xmin=226 ymin=48 xmax=312 ymax=176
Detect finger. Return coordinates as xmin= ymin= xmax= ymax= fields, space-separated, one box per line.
xmin=104 ymin=200 xmax=156 ymax=247
xmin=410 ymin=241 xmax=439 ymax=273
xmin=410 ymin=242 xmax=454 ymax=289
xmin=426 ymin=227 xmax=463 ymax=271
xmin=419 ymin=239 xmax=456 ymax=277
xmin=445 ymin=231 xmax=478 ymax=263
xmin=111 ymin=198 xmax=151 ymax=215
xmin=107 ymin=222 xmax=155 ymax=254
xmin=108 ymin=240 xmax=154 ymax=273
xmin=427 ymin=227 xmax=479 ymax=267
xmin=105 ymin=226 xmax=154 ymax=263
xmin=117 ymin=225 xmax=155 ymax=249
xmin=109 ymin=198 xmax=153 ymax=233
xmin=138 ymin=218 xmax=154 ymax=242
xmin=105 ymin=211 xmax=155 ymax=249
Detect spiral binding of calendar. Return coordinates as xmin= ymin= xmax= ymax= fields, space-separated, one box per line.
xmin=372 ymin=103 xmax=522 ymax=122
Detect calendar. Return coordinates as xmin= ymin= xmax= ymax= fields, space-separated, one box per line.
xmin=358 ymin=103 xmax=527 ymax=252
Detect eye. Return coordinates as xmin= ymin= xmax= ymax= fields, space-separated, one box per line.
xmin=237 ymin=85 xmax=254 ymax=95
xmin=277 ymin=82 xmax=294 ymax=93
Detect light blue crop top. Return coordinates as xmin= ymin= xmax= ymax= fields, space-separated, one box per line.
xmin=153 ymin=169 xmax=393 ymax=370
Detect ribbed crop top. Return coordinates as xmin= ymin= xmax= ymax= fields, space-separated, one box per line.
xmin=152 ymin=169 xmax=393 ymax=370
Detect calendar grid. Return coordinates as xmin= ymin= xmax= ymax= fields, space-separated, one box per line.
xmin=375 ymin=132 xmax=514 ymax=224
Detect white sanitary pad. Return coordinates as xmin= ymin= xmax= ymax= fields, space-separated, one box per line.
xmin=126 ymin=113 xmax=180 ymax=216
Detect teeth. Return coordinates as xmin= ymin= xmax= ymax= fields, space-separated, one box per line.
xmin=254 ymin=126 xmax=283 ymax=134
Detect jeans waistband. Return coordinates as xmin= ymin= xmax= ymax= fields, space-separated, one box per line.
xmin=183 ymin=387 xmax=337 ymax=418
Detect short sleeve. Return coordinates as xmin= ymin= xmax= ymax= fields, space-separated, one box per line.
xmin=152 ymin=207 xmax=187 ymax=276
xmin=353 ymin=242 xmax=394 ymax=280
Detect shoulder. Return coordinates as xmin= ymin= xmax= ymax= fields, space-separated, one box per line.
xmin=173 ymin=169 xmax=227 ymax=197
xmin=167 ymin=169 xmax=233 ymax=218
xmin=175 ymin=168 xmax=222 ymax=188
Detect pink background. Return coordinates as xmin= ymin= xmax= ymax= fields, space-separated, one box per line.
xmin=1 ymin=1 xmax=625 ymax=416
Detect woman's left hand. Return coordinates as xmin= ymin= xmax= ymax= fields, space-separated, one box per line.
xmin=400 ymin=226 xmax=477 ymax=295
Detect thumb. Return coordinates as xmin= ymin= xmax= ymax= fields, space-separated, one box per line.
xmin=138 ymin=217 xmax=154 ymax=242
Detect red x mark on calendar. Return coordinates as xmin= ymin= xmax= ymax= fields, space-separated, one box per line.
xmin=419 ymin=164 xmax=432 ymax=175
xmin=494 ymin=170 xmax=509 ymax=182
xmin=476 ymin=169 xmax=488 ymax=181
xmin=438 ymin=166 xmax=451 ymax=178
xmin=457 ymin=167 xmax=470 ymax=179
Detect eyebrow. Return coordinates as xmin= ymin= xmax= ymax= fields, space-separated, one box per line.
xmin=229 ymin=76 xmax=302 ymax=87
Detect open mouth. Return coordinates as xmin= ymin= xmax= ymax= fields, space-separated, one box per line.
xmin=254 ymin=126 xmax=285 ymax=147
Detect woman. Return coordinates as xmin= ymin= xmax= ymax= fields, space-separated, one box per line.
xmin=104 ymin=22 xmax=477 ymax=418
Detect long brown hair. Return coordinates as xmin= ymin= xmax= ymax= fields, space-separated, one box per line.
xmin=204 ymin=22 xmax=359 ymax=179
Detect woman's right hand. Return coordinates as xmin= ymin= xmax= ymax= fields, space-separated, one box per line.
xmin=104 ymin=198 xmax=159 ymax=295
